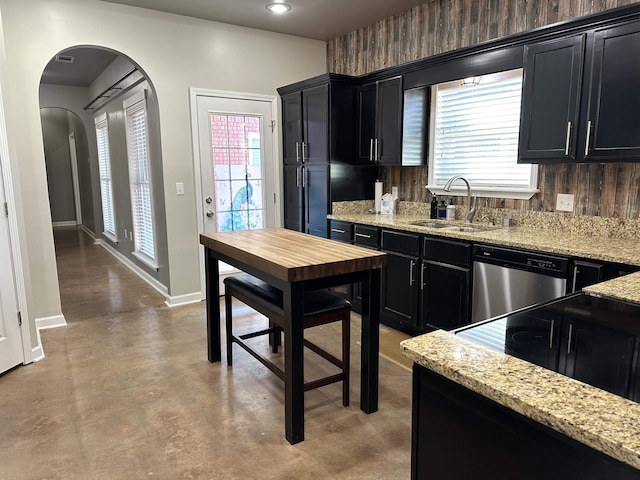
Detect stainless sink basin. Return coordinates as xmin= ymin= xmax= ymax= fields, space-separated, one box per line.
xmin=410 ymin=221 xmax=493 ymax=233
xmin=410 ymin=221 xmax=454 ymax=228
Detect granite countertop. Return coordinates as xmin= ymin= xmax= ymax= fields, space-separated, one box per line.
xmin=401 ymin=329 xmax=640 ymax=470
xmin=327 ymin=211 xmax=640 ymax=267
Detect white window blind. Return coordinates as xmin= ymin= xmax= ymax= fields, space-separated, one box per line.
xmin=428 ymin=69 xmax=538 ymax=199
xmin=94 ymin=113 xmax=116 ymax=239
xmin=124 ymin=90 xmax=156 ymax=267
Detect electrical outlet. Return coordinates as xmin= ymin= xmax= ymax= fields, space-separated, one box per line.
xmin=556 ymin=193 xmax=574 ymax=212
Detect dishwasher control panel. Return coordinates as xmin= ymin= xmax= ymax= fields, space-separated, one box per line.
xmin=474 ymin=245 xmax=569 ymax=276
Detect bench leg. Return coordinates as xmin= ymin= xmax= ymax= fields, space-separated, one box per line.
xmin=269 ymin=320 xmax=282 ymax=353
xmin=343 ymin=310 xmax=350 ymax=407
xmin=225 ymin=291 xmax=234 ymax=366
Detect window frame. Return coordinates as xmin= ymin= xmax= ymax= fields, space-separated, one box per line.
xmin=123 ymin=89 xmax=158 ymax=270
xmin=426 ymin=68 xmax=539 ymax=200
xmin=94 ymin=112 xmax=117 ymax=242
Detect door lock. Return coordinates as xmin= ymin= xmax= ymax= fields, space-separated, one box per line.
xmin=205 ymin=196 xmax=213 ymax=204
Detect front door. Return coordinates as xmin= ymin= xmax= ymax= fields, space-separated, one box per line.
xmin=0 ymin=162 xmax=23 ymax=374
xmin=194 ymin=91 xmax=278 ymax=293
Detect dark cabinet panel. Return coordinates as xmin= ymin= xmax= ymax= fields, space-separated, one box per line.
xmin=329 ymin=220 xmax=353 ymax=243
xmin=561 ymin=319 xmax=636 ymax=398
xmin=421 ymin=260 xmax=470 ymax=331
xmin=586 ymin=21 xmax=640 ymax=160
xmin=302 ymin=85 xmax=329 ymax=164
xmin=357 ymin=77 xmax=403 ymax=165
xmin=282 ymin=92 xmax=303 ymax=165
xmin=304 ymin=165 xmax=328 ymax=237
xmin=381 ymin=251 xmax=419 ymax=329
xmin=518 ymin=35 xmax=585 ymax=162
xmin=570 ymin=260 xmax=604 ymax=292
xmin=283 ymin=165 xmax=302 ymax=232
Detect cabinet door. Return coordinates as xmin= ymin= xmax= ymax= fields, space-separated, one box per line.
xmin=381 ymin=251 xmax=419 ymax=329
xmin=283 ymin=165 xmax=303 ymax=232
xmin=282 ymin=92 xmax=302 ymax=165
xmin=302 ymin=85 xmax=329 ymax=164
xmin=304 ymin=164 xmax=328 ymax=238
xmin=356 ymin=82 xmax=377 ymax=163
xmin=569 ymin=260 xmax=603 ymax=293
xmin=376 ymin=77 xmax=403 ymax=165
xmin=421 ymin=260 xmax=470 ymax=331
xmin=563 ymin=320 xmax=636 ymax=398
xmin=586 ymin=21 xmax=640 ymax=160
xmin=518 ymin=35 xmax=585 ymax=163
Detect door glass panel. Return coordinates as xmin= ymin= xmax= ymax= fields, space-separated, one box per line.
xmin=210 ymin=113 xmax=264 ymax=232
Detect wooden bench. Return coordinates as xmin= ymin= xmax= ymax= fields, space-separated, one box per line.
xmin=224 ymin=273 xmax=351 ymax=406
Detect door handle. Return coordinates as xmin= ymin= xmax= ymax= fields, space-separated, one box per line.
xmin=206 ymin=211 xmax=214 ymax=218
xmin=420 ymin=263 xmax=426 ymax=291
xmin=369 ymin=139 xmax=374 ymax=162
xmin=584 ymin=120 xmax=592 ymax=155
xmin=549 ymin=319 xmax=555 ymax=349
xmin=301 ymin=142 xmax=307 ymax=163
xmin=355 ymin=233 xmax=372 ymax=239
xmin=295 ymin=142 xmax=301 ymax=163
xmin=296 ymin=167 xmax=300 ymax=187
xmin=564 ymin=122 xmax=572 ymax=156
xmin=409 ymin=260 xmax=415 ymax=286
xmin=374 ymin=138 xmax=379 ymax=162
xmin=567 ymin=323 xmax=574 ymax=354
xmin=302 ymin=167 xmax=307 ymax=188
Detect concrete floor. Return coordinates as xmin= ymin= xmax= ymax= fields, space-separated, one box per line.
xmin=0 ymin=228 xmax=413 ymax=480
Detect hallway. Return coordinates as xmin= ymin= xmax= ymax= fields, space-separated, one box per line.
xmin=0 ymin=228 xmax=412 ymax=479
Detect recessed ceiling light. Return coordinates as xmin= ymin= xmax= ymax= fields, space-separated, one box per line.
xmin=266 ymin=3 xmax=291 ymax=14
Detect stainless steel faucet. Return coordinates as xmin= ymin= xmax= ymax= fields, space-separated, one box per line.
xmin=443 ymin=176 xmax=476 ymax=223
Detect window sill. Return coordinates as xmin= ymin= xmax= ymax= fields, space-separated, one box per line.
xmin=426 ymin=186 xmax=539 ymax=201
xmin=102 ymin=231 xmax=118 ymax=243
xmin=132 ymin=251 xmax=159 ymax=271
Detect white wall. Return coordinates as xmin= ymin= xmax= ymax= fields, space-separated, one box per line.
xmin=0 ymin=0 xmax=326 ymax=349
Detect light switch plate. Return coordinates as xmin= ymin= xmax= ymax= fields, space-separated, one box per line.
xmin=556 ymin=193 xmax=574 ymax=212
xmin=176 ymin=182 xmax=184 ymax=196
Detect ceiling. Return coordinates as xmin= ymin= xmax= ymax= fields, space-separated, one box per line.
xmin=101 ymin=0 xmax=427 ymax=41
xmin=41 ymin=0 xmax=426 ymax=87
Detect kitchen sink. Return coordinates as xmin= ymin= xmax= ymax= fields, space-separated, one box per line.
xmin=410 ymin=221 xmax=455 ymax=228
xmin=410 ymin=221 xmax=493 ymax=233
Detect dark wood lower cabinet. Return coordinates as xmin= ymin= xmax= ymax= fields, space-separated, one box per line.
xmin=420 ymin=260 xmax=470 ymax=331
xmin=381 ymin=251 xmax=420 ymax=332
xmin=412 ymin=366 xmax=640 ymax=480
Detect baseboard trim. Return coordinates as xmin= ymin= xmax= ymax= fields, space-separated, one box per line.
xmin=33 ymin=314 xmax=67 ymax=362
xmin=81 ymin=224 xmax=96 ymax=240
xmin=52 ymin=221 xmax=78 ymax=228
xmin=165 ymin=292 xmax=202 ymax=307
xmin=98 ymin=241 xmax=169 ymax=299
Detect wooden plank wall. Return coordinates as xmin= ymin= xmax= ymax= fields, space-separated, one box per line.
xmin=327 ymin=0 xmax=640 ymax=219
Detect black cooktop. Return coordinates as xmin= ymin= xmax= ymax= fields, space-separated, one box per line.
xmin=456 ymin=293 xmax=640 ymax=402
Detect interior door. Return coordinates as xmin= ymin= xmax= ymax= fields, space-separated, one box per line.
xmin=0 ymin=163 xmax=23 ymax=373
xmin=195 ymin=92 xmax=278 ymax=291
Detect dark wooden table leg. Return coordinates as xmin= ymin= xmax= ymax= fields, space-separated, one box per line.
xmin=360 ymin=268 xmax=380 ymax=413
xmin=283 ymin=281 xmax=305 ymax=444
xmin=205 ymin=249 xmax=221 ymax=363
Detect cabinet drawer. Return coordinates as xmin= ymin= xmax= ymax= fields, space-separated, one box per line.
xmin=354 ymin=224 xmax=379 ymax=248
xmin=381 ymin=230 xmax=420 ymax=256
xmin=423 ymin=237 xmax=471 ymax=267
xmin=329 ymin=220 xmax=352 ymax=243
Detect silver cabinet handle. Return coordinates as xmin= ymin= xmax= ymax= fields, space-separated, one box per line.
xmin=295 ymin=142 xmax=301 ymax=163
xmin=420 ymin=263 xmax=426 ymax=291
xmin=549 ymin=319 xmax=555 ymax=349
xmin=374 ymin=138 xmax=379 ymax=162
xmin=331 ymin=228 xmax=345 ymax=234
xmin=571 ymin=265 xmax=579 ymax=293
xmin=302 ymin=167 xmax=307 ymax=188
xmin=296 ymin=167 xmax=300 ymax=187
xmin=409 ymin=260 xmax=415 ymax=286
xmin=567 ymin=323 xmax=574 ymax=354
xmin=369 ymin=139 xmax=374 ymax=162
xmin=564 ymin=122 xmax=572 ymax=156
xmin=584 ymin=120 xmax=592 ymax=155
xmin=302 ymin=142 xmax=307 ymax=163
xmin=355 ymin=233 xmax=372 ymax=239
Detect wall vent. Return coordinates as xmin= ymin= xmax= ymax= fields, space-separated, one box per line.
xmin=55 ymin=54 xmax=75 ymax=64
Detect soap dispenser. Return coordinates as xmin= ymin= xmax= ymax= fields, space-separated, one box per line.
xmin=430 ymin=194 xmax=438 ymax=219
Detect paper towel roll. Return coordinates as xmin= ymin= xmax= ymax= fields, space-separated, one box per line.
xmin=374 ymin=181 xmax=383 ymax=213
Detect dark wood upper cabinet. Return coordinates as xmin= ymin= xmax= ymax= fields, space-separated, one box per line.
xmin=281 ymin=85 xmax=328 ymax=165
xmin=357 ymin=77 xmax=403 ymax=165
xmin=520 ymin=18 xmax=640 ymax=163
xmin=518 ymin=35 xmax=585 ymax=162
xmin=585 ymin=21 xmax=640 ymax=161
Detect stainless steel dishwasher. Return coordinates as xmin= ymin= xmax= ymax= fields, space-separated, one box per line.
xmin=471 ymin=245 xmax=569 ymax=323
